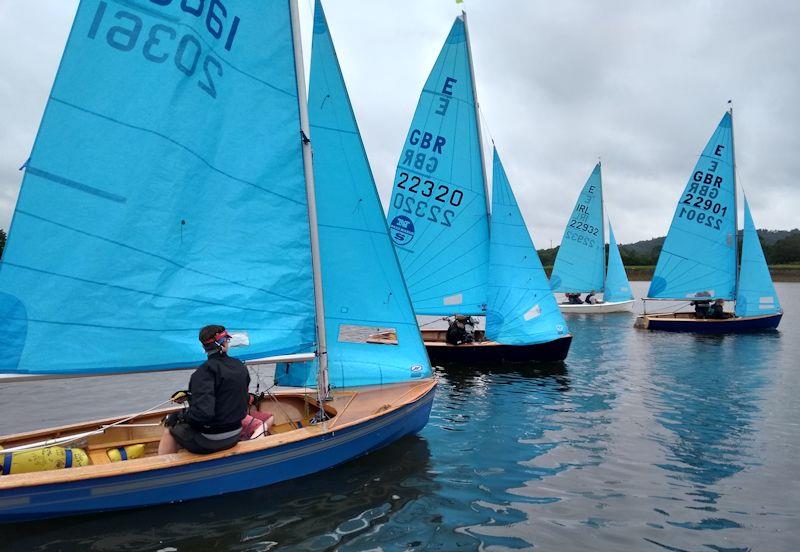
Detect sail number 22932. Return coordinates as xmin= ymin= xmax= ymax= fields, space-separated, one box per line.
xmin=87 ymin=1 xmax=242 ymax=99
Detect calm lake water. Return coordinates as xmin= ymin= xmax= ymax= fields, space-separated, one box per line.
xmin=1 ymin=282 xmax=798 ymax=551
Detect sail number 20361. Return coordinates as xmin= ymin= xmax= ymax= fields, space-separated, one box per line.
xmin=87 ymin=1 xmax=242 ymax=99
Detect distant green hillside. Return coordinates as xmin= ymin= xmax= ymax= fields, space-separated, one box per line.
xmin=0 ymin=228 xmax=5 ymax=259
xmin=538 ymin=228 xmax=800 ymax=266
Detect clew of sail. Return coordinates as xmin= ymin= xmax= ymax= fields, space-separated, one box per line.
xmin=735 ymin=198 xmax=781 ymax=317
xmin=649 ymin=112 xmax=737 ymax=300
xmin=550 ymin=163 xmax=605 ymax=293
xmin=603 ymin=223 xmax=633 ymax=302
xmin=276 ymin=0 xmax=432 ymax=388
xmin=385 ymin=16 xmax=489 ymax=316
xmin=0 ymin=1 xmax=315 ymax=375
xmin=485 ymin=149 xmax=569 ymax=345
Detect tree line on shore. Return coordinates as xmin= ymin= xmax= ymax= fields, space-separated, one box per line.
xmin=538 ymin=228 xmax=800 ymax=267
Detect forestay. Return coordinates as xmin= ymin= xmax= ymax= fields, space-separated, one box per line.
xmin=649 ymin=112 xmax=737 ymax=300
xmin=276 ymin=0 xmax=432 ymax=388
xmin=550 ymin=163 xmax=605 ymax=293
xmin=603 ymin=223 xmax=633 ymax=302
xmin=385 ymin=16 xmax=489 ymax=316
xmin=485 ymin=150 xmax=568 ymax=345
xmin=735 ymin=198 xmax=781 ymax=317
xmin=0 ymin=1 xmax=316 ymax=375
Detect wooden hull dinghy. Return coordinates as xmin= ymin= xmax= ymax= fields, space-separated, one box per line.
xmin=0 ymin=380 xmax=435 ymax=522
xmin=558 ymin=299 xmax=634 ymax=314
xmin=634 ymin=312 xmax=782 ymax=333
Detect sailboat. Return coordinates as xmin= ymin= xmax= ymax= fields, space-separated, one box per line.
xmin=0 ymin=0 xmax=435 ymax=522
xmin=635 ymin=110 xmax=782 ymax=332
xmin=550 ymin=162 xmax=635 ymax=313
xmin=384 ymin=13 xmax=571 ymax=363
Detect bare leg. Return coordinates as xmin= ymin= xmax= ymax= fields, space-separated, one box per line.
xmin=158 ymin=428 xmax=180 ymax=455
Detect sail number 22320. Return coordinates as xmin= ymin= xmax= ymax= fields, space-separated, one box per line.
xmin=87 ymin=1 xmax=242 ymax=99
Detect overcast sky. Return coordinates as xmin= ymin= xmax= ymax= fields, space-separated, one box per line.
xmin=1 ymin=1 xmax=798 ymax=247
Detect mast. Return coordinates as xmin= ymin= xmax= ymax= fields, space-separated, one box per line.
xmin=599 ymin=158 xmax=606 ymax=289
xmin=461 ymin=11 xmax=491 ymax=220
xmin=729 ymin=104 xmax=740 ymax=300
xmin=290 ymin=0 xmax=330 ymax=401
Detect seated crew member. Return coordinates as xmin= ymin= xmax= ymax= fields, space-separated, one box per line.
xmin=445 ymin=315 xmax=476 ymax=345
xmin=565 ymin=293 xmax=583 ymax=305
xmin=708 ymin=299 xmax=726 ymax=319
xmin=585 ymin=291 xmax=598 ymax=304
xmin=158 ymin=325 xmax=250 ymax=455
xmin=691 ymin=299 xmax=712 ymax=319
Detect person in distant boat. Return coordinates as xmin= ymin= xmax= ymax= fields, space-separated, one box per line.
xmin=446 ymin=315 xmax=477 ymax=345
xmin=708 ymin=299 xmax=726 ymax=319
xmin=585 ymin=291 xmax=598 ymax=305
xmin=158 ymin=325 xmax=256 ymax=455
xmin=691 ymin=298 xmax=712 ymax=319
xmin=565 ymin=293 xmax=583 ymax=304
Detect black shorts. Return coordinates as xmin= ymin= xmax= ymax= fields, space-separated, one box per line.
xmin=169 ymin=422 xmax=241 ymax=454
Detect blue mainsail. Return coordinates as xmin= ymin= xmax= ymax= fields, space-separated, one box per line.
xmin=0 ymin=2 xmax=316 ymax=374
xmin=276 ymin=0 xmax=432 ymax=388
xmin=485 ymin=149 xmax=569 ymax=345
xmin=550 ymin=163 xmax=605 ymax=293
xmin=385 ymin=16 xmax=489 ymax=316
xmin=735 ymin=198 xmax=781 ymax=317
xmin=649 ymin=112 xmax=737 ymax=300
xmin=603 ymin=223 xmax=633 ymax=302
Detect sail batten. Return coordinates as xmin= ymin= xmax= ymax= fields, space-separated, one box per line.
xmin=648 ymin=112 xmax=737 ymax=300
xmin=386 ymin=16 xmax=489 ymax=316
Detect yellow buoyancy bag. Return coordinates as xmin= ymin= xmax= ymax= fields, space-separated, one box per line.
xmin=107 ymin=444 xmax=146 ymax=462
xmin=0 ymin=445 xmax=90 ymax=475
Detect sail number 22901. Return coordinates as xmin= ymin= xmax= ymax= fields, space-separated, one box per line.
xmin=87 ymin=1 xmax=242 ymax=99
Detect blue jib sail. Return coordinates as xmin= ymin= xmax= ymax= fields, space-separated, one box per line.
xmin=649 ymin=112 xmax=737 ymax=300
xmin=550 ymin=162 xmax=605 ymax=293
xmin=603 ymin=223 xmax=633 ymax=302
xmin=0 ymin=1 xmax=316 ymax=374
xmin=385 ymin=16 xmax=489 ymax=316
xmin=275 ymin=0 xmax=432 ymax=388
xmin=485 ymin=149 xmax=569 ymax=345
xmin=735 ymin=198 xmax=781 ymax=317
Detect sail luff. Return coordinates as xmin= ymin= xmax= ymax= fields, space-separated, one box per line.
xmin=290 ymin=0 xmax=329 ymax=398
xmin=461 ymin=11 xmax=491 ymax=221
xmin=599 ymin=161 xmax=606 ymax=290
xmin=729 ymin=106 xmax=740 ymax=297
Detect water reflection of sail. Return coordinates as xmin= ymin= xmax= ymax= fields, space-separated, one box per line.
xmin=7 ymin=437 xmax=433 ymax=550
xmin=649 ymin=333 xmax=772 ymax=487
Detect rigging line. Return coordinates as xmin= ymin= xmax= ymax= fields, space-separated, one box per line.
xmin=0 ymin=398 xmax=176 ymax=455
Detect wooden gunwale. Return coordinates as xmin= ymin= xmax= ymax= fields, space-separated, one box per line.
xmin=0 ymin=379 xmax=436 ymax=490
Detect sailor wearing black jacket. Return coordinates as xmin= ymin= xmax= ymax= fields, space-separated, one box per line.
xmin=158 ymin=325 xmax=250 ymax=455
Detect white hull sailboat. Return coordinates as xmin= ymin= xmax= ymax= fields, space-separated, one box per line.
xmin=0 ymin=0 xmax=435 ymax=521
xmin=550 ymin=162 xmax=635 ymax=315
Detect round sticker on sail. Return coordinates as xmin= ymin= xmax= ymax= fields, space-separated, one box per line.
xmin=390 ymin=215 xmax=415 ymax=245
